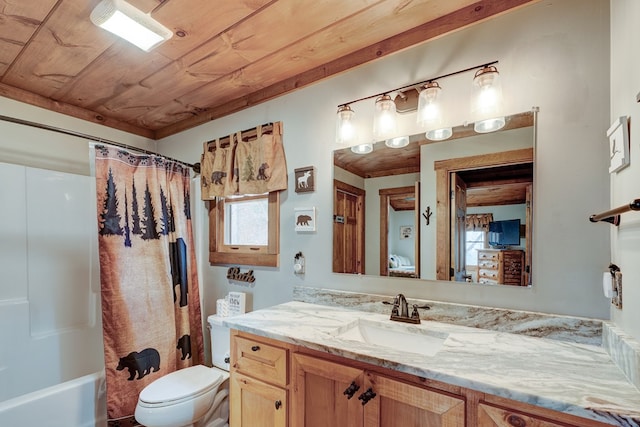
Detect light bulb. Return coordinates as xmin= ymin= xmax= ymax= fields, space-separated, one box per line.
xmin=471 ymin=65 xmax=505 ymax=133
xmin=336 ymin=105 xmax=357 ymax=145
xmin=372 ymin=95 xmax=397 ymax=141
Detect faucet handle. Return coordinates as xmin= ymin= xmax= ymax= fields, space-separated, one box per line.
xmin=411 ymin=304 xmax=430 ymax=320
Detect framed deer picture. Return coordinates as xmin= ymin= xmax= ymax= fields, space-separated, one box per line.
xmin=294 ymin=166 xmax=315 ymax=193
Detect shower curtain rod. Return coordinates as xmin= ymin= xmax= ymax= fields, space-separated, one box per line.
xmin=0 ymin=114 xmax=199 ymax=173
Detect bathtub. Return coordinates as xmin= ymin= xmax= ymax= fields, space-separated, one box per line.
xmin=0 ymin=371 xmax=107 ymax=427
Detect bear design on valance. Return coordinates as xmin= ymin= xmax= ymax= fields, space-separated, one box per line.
xmin=200 ymin=122 xmax=287 ymax=199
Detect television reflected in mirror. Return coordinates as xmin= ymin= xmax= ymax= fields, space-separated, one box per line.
xmin=333 ymin=110 xmax=535 ymax=287
xmin=488 ymin=219 xmax=521 ymax=248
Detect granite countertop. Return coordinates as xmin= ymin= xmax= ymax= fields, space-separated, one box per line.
xmin=222 ymin=301 xmax=640 ymax=426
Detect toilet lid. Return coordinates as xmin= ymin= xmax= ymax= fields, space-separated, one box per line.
xmin=139 ymin=365 xmax=224 ymax=405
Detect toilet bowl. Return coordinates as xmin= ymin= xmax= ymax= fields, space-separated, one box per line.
xmin=134 ymin=315 xmax=231 ymax=427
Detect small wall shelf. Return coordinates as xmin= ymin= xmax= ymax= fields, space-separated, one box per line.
xmin=589 ymin=199 xmax=640 ymax=225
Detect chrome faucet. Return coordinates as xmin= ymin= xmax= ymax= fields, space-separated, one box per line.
xmin=386 ymin=293 xmax=429 ymax=324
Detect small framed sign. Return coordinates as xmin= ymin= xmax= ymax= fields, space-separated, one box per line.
xmin=400 ymin=225 xmax=414 ymax=239
xmin=607 ymin=116 xmax=630 ymax=174
xmin=295 ymin=207 xmax=316 ymax=231
xmin=294 ymin=166 xmax=315 ymax=193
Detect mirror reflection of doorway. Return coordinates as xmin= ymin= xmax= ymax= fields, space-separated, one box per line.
xmin=380 ymin=183 xmax=420 ymax=278
xmin=435 ymin=148 xmax=534 ymax=286
xmin=333 ymin=180 xmax=365 ymax=274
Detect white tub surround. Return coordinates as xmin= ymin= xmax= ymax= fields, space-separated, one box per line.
xmin=223 ymin=301 xmax=640 ymax=425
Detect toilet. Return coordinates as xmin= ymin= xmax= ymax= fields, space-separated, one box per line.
xmin=134 ymin=315 xmax=231 ymax=427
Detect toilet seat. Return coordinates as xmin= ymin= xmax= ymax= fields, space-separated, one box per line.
xmin=138 ymin=365 xmax=226 ymax=408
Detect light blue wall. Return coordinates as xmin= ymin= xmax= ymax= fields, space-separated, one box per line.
xmin=158 ymin=0 xmax=611 ymax=320
xmin=609 ymin=0 xmax=640 ymax=341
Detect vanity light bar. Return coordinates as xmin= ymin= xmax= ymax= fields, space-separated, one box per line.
xmin=335 ymin=61 xmax=504 ymax=147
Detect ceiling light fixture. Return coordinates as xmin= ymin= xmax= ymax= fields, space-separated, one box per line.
xmin=90 ymin=0 xmax=173 ymax=52
xmin=335 ymin=61 xmax=503 ymax=152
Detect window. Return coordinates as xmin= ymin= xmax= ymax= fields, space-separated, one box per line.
xmin=209 ymin=192 xmax=279 ymax=267
xmin=465 ymin=230 xmax=486 ymax=266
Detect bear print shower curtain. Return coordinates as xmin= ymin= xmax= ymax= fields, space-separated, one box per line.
xmin=94 ymin=145 xmax=204 ymax=425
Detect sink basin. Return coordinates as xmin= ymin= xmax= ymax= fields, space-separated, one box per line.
xmin=330 ymin=318 xmax=448 ymax=357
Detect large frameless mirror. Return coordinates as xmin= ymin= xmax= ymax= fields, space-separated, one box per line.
xmin=333 ymin=110 xmax=535 ymax=288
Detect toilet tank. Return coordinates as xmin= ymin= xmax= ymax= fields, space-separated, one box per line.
xmin=207 ymin=315 xmax=230 ymax=371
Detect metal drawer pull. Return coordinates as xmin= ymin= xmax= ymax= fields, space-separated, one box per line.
xmin=357 ymin=388 xmax=377 ymax=405
xmin=251 ymin=345 xmax=260 ymax=351
xmin=343 ymin=381 xmax=360 ymax=399
xmin=275 ymin=400 xmax=282 ymax=410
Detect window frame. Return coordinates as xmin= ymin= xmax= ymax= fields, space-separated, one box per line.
xmin=208 ymin=192 xmax=280 ymax=267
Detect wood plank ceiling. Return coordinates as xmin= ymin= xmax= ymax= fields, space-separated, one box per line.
xmin=0 ymin=0 xmax=535 ymax=140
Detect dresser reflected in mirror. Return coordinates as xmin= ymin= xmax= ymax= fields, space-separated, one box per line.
xmin=333 ymin=110 xmax=535 ymax=287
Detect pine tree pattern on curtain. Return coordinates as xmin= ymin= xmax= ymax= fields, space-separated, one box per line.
xmin=94 ymin=145 xmax=204 ymax=425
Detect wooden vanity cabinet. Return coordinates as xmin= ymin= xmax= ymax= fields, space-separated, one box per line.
xmin=291 ymin=352 xmax=465 ymax=427
xmin=477 ymin=398 xmax=613 ymax=427
xmin=291 ymin=353 xmax=364 ymax=427
xmin=230 ymin=331 xmax=291 ymax=427
xmin=231 ymin=330 xmax=614 ymax=427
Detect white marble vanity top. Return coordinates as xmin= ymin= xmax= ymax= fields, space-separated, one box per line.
xmin=222 ymin=301 xmax=640 ymax=426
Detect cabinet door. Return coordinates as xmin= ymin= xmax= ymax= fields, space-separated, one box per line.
xmin=292 ymin=353 xmax=364 ymax=427
xmin=364 ymin=372 xmax=465 ymax=427
xmin=479 ymin=403 xmax=572 ymax=427
xmin=230 ymin=371 xmax=287 ymax=427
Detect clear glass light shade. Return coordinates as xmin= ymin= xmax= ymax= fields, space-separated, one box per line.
xmin=471 ymin=66 xmax=505 ymax=133
xmin=335 ymin=105 xmax=357 ymax=145
xmin=417 ymin=82 xmax=452 ymax=141
xmin=385 ymin=135 xmax=409 ymax=148
xmin=90 ymin=0 xmax=173 ymax=52
xmin=426 ymin=127 xmax=453 ymax=141
xmin=372 ymin=95 xmax=398 ymax=141
xmin=351 ymin=143 xmax=373 ymax=154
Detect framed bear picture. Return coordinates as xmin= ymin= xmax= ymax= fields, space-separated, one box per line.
xmin=294 ymin=166 xmax=315 ymax=193
xmin=295 ymin=207 xmax=316 ymax=232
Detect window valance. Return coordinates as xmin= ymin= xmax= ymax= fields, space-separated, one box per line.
xmin=466 ymin=213 xmax=493 ymax=231
xmin=200 ymin=121 xmax=287 ymax=199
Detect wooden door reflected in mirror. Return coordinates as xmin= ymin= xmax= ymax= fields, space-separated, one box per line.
xmin=333 ymin=180 xmax=365 ymax=274
xmin=379 ymin=183 xmax=420 ymax=278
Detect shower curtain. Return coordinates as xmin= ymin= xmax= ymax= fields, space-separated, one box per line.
xmin=94 ymin=145 xmax=204 ymax=425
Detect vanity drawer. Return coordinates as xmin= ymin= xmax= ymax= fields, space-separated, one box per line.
xmin=232 ymin=335 xmax=288 ymax=387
